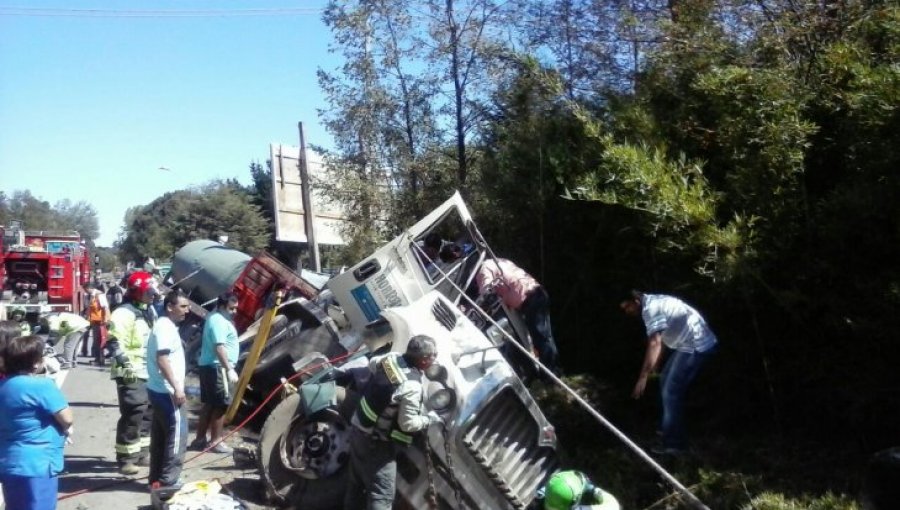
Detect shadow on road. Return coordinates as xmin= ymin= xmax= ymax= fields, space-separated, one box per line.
xmin=67 ymin=401 xmax=115 ymax=409
xmin=224 ymin=476 xmax=268 ymax=506
xmin=59 ymin=456 xmax=148 ymax=496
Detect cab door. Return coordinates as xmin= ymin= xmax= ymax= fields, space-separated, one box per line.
xmin=326 ymin=191 xmax=486 ymax=331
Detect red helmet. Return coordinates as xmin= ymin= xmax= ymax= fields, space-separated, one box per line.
xmin=126 ymin=271 xmax=155 ymax=298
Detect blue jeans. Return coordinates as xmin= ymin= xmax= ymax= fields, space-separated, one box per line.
xmin=520 ymin=287 xmax=561 ymax=375
xmin=659 ymin=348 xmax=714 ymax=449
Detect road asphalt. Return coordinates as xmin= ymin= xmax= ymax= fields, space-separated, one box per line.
xmin=46 ymin=356 xmax=272 ymax=510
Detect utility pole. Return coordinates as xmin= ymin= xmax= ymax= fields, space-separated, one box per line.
xmin=298 ymin=121 xmax=321 ymax=272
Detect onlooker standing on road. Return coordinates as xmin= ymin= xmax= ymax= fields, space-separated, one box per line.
xmin=107 ymin=280 xmax=125 ymax=311
xmin=192 ymin=292 xmax=240 ymax=453
xmin=107 ymin=271 xmax=157 ymax=474
xmin=620 ymin=290 xmax=718 ymax=455
xmin=146 ymin=290 xmax=191 ymax=489
xmin=344 ymin=335 xmax=443 ymax=510
xmin=0 ymin=335 xmax=74 ymax=510
xmin=475 ymin=258 xmax=562 ymax=375
xmin=81 ymin=282 xmax=110 ymax=365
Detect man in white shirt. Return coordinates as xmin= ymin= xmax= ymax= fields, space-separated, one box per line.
xmin=145 ymin=290 xmax=190 ymax=488
xmin=621 ymin=290 xmax=717 ymax=455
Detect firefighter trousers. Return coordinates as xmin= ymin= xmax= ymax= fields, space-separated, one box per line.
xmin=115 ymin=377 xmax=153 ymax=465
xmin=148 ymin=389 xmax=188 ymax=486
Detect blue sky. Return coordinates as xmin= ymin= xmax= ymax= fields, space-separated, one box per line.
xmin=0 ymin=1 xmax=336 ymax=246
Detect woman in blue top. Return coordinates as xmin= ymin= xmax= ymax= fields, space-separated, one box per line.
xmin=0 ymin=335 xmax=74 ymax=510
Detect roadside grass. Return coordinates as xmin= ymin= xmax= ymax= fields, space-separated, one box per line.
xmin=531 ymin=374 xmax=863 ymax=510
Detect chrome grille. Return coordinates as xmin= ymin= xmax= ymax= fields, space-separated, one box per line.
xmin=461 ymin=387 xmax=558 ymax=509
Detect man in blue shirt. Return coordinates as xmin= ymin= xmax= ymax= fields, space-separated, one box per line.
xmin=191 ymin=292 xmax=240 ymax=454
xmin=621 ymin=290 xmax=717 ymax=455
xmin=146 ymin=290 xmax=190 ymax=488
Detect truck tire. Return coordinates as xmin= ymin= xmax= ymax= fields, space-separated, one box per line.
xmin=257 ymin=388 xmax=355 ymax=508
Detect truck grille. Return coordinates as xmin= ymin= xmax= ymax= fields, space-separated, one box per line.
xmin=461 ymin=387 xmax=558 ymax=509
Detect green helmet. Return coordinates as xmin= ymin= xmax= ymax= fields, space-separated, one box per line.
xmin=544 ymin=471 xmax=587 ymax=510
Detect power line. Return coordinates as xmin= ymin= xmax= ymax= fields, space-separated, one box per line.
xmin=0 ymin=6 xmax=324 ymax=17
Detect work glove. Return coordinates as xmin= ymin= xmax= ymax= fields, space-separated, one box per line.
xmin=120 ymin=361 xmax=137 ymax=384
xmin=426 ymin=411 xmax=443 ymax=426
xmin=226 ymin=368 xmax=240 ymax=385
xmin=64 ymin=426 xmax=74 ymax=445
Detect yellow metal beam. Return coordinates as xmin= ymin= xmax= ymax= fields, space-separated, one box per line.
xmin=225 ymin=288 xmax=283 ymax=424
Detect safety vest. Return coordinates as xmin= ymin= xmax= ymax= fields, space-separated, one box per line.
xmin=355 ymin=354 xmax=422 ymax=445
xmin=107 ymin=303 xmax=153 ymax=380
xmin=88 ymin=293 xmax=106 ymax=322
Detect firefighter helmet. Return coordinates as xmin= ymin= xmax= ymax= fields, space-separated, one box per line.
xmin=126 ymin=271 xmax=156 ymax=298
xmin=543 ymin=470 xmax=620 ymax=510
xmin=544 ymin=471 xmax=586 ymax=510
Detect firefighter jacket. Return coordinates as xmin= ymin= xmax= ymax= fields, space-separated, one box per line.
xmin=46 ymin=312 xmax=89 ymax=336
xmin=107 ymin=302 xmax=153 ymax=380
xmin=353 ymin=353 xmax=431 ymax=445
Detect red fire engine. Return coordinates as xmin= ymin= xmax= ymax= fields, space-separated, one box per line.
xmin=0 ymin=221 xmax=90 ymax=321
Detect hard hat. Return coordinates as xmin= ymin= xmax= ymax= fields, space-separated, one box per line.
xmin=544 ymin=471 xmax=587 ymax=510
xmin=126 ymin=271 xmax=156 ymax=297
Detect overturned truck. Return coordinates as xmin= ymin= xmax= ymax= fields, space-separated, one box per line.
xmin=169 ymin=192 xmax=559 ymax=509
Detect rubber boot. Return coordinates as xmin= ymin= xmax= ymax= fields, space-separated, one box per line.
xmin=119 ymin=462 xmax=140 ymax=475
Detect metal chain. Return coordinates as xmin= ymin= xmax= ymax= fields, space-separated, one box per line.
xmin=441 ymin=424 xmax=464 ymax=509
xmin=424 ymin=434 xmax=439 ymax=509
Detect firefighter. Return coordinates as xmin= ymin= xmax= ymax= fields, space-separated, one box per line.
xmin=343 ymin=335 xmax=443 ymax=510
xmin=106 ymin=270 xmax=157 ymax=475
xmin=46 ymin=311 xmax=90 ymax=369
xmin=537 ymin=470 xmax=620 ymax=510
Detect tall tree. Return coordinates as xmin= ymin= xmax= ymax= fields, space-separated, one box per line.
xmin=0 ymin=190 xmax=57 ymax=232
xmin=319 ymin=0 xmax=398 ymax=261
xmin=117 ymin=181 xmax=269 ymax=265
xmin=423 ymin=0 xmax=523 ymax=185
xmin=0 ymin=190 xmax=100 ymax=246
xmin=53 ymin=199 xmax=100 ymax=241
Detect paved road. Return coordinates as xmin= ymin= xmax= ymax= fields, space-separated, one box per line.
xmin=49 ymin=359 xmax=271 ymax=510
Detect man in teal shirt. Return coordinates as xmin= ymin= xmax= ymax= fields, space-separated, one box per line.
xmin=191 ymin=292 xmax=240 ymax=454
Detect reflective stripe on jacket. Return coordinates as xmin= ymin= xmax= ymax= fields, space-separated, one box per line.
xmin=355 ymin=353 xmax=423 ymax=445
xmin=108 ymin=303 xmax=152 ymax=380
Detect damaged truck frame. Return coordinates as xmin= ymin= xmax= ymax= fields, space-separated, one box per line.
xmin=170 ymin=192 xmax=559 ymax=509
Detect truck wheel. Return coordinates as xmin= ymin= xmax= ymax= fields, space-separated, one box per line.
xmin=257 ymin=389 xmax=352 ymax=508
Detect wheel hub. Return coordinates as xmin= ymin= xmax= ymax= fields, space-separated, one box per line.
xmin=280 ymin=408 xmax=350 ymax=480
